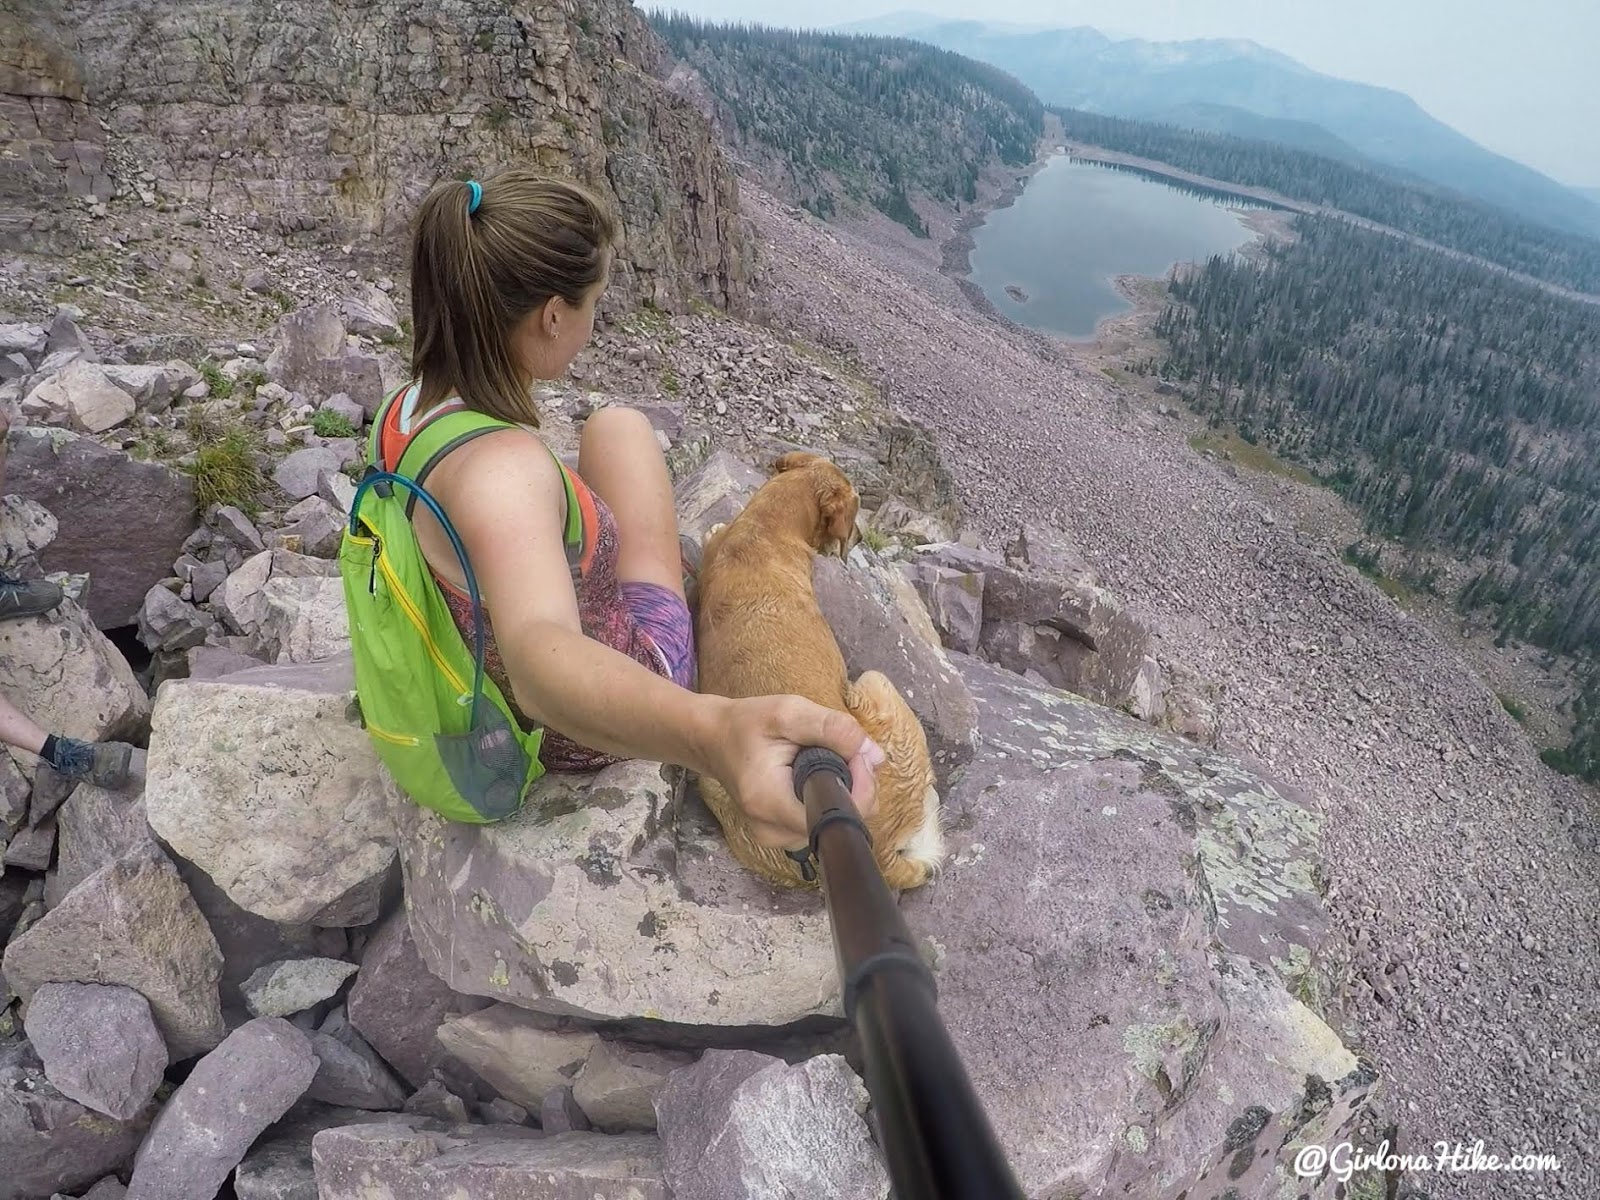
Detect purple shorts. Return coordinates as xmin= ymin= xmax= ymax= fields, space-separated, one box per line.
xmin=621 ymin=580 xmax=697 ymax=691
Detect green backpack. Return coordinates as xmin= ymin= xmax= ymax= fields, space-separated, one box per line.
xmin=337 ymin=387 xmax=584 ymax=824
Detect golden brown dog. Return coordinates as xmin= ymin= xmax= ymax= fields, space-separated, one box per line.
xmin=693 ymin=451 xmax=944 ymax=890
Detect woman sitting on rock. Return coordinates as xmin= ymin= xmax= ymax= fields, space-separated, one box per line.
xmin=378 ymin=168 xmax=880 ymax=848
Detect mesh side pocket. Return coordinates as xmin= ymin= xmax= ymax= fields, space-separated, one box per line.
xmin=434 ymin=703 xmax=531 ymax=822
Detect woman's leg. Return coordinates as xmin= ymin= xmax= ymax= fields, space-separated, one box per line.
xmin=0 ymin=691 xmax=48 ymax=756
xmin=577 ymin=407 xmax=686 ymax=603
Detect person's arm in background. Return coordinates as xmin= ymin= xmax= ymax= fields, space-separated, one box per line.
xmin=429 ymin=430 xmax=881 ymax=847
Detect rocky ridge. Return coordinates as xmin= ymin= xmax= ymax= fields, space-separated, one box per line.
xmin=8 ymin=0 xmax=749 ymax=315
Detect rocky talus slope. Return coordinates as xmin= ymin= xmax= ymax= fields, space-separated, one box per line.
xmin=747 ymin=184 xmax=1598 ymax=1199
xmin=0 ymin=285 xmax=1373 ymax=1198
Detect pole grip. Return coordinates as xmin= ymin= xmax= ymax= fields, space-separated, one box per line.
xmin=791 ymin=745 xmax=851 ymax=796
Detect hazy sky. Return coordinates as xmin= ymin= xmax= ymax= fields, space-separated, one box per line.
xmin=647 ymin=0 xmax=1600 ymax=188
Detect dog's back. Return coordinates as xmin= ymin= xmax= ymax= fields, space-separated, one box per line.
xmin=692 ymin=453 xmax=945 ymax=892
xmin=695 ymin=455 xmax=858 ymax=711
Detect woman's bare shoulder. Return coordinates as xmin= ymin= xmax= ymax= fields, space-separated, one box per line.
xmin=429 ymin=422 xmax=559 ymax=488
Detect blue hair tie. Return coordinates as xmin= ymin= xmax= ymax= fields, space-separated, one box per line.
xmin=466 ymin=180 xmax=483 ymax=214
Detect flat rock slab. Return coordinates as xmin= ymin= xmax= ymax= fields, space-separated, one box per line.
xmin=655 ymin=1050 xmax=888 ymax=1199
xmin=5 ymin=427 xmax=199 ymax=628
xmin=127 ymin=1017 xmax=319 ymax=1200
xmin=895 ymin=653 xmax=1371 ymax=1197
xmin=243 ymin=957 xmax=359 ymax=1018
xmin=396 ymin=758 xmax=840 ymax=1026
xmin=145 ymin=658 xmax=394 ymax=925
xmin=0 ymin=1065 xmax=151 ymax=1200
xmin=25 ymin=982 xmax=166 ymax=1120
xmin=235 ymin=1108 xmax=415 ymax=1200
xmin=435 ymin=1004 xmax=597 ymax=1110
xmin=313 ymin=1124 xmax=668 ymax=1200
xmin=3 ymin=846 xmax=225 ymax=1060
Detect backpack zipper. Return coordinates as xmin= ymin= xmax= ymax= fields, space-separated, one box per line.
xmin=374 ymin=545 xmax=471 ymax=698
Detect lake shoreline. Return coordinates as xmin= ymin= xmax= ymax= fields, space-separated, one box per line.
xmin=942 ymin=147 xmax=1286 ymax=350
xmin=937 ymin=145 xmax=1069 ymax=361
xmin=1083 ymin=205 xmax=1291 ymax=347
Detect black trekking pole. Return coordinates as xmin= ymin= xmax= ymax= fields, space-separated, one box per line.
xmin=789 ymin=747 xmax=1027 ymax=1200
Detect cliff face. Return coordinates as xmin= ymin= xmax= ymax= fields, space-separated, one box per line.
xmin=0 ymin=0 xmax=110 ymax=252
xmin=53 ymin=0 xmax=750 ymax=311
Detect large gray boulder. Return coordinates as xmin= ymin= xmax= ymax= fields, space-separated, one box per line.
xmin=3 ymin=846 xmax=225 ymax=1060
xmin=22 ymin=361 xmax=135 ymax=432
xmin=895 ymin=653 xmax=1373 ymax=1197
xmin=5 ymin=427 xmax=200 ymax=628
xmin=145 ymin=657 xmax=394 ymax=925
xmin=654 ymin=1050 xmax=888 ymax=1199
xmin=24 ymin=982 xmax=167 ymax=1120
xmin=265 ymin=301 xmax=404 ymax=420
xmin=396 ymin=759 xmax=840 ymax=1026
xmin=0 ymin=592 xmax=149 ymax=771
xmin=126 ymin=1017 xmax=319 ymax=1200
xmin=0 ymin=1062 xmax=151 ymax=1200
xmin=313 ymin=1124 xmax=667 ymax=1199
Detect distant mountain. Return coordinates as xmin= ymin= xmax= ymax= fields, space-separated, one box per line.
xmin=1136 ymin=102 xmax=1367 ymax=164
xmin=838 ymin=15 xmax=1600 ymax=237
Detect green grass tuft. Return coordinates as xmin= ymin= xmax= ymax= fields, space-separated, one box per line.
xmin=311 ymin=409 xmax=357 ymax=438
xmin=187 ymin=428 xmax=264 ymax=514
xmin=198 ymin=360 xmax=234 ymax=400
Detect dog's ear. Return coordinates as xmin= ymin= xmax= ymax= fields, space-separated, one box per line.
xmin=773 ymin=450 xmax=822 ymax=474
xmin=816 ymin=473 xmax=861 ymax=557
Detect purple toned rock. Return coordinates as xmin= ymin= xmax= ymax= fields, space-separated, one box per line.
xmin=3 ymin=847 xmax=225 ymax=1060
xmin=654 ymin=1049 xmax=887 ymax=1199
xmin=126 ymin=1017 xmax=318 ymax=1200
xmin=25 ymin=982 xmax=166 ymax=1120
xmin=5 ymin=427 xmax=198 ymax=628
xmin=571 ymin=1040 xmax=694 ymax=1133
xmin=306 ymin=1029 xmax=408 ymax=1111
xmin=540 ymin=1085 xmax=591 ymax=1133
xmin=0 ymin=1063 xmax=150 ymax=1200
xmin=811 ymin=552 xmax=977 ymax=781
xmin=347 ymin=910 xmax=492 ymax=1091
xmin=895 ymin=653 xmax=1370 ymax=1196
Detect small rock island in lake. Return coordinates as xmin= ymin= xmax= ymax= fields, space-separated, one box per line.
xmin=1004 ymin=284 xmax=1029 ymax=302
